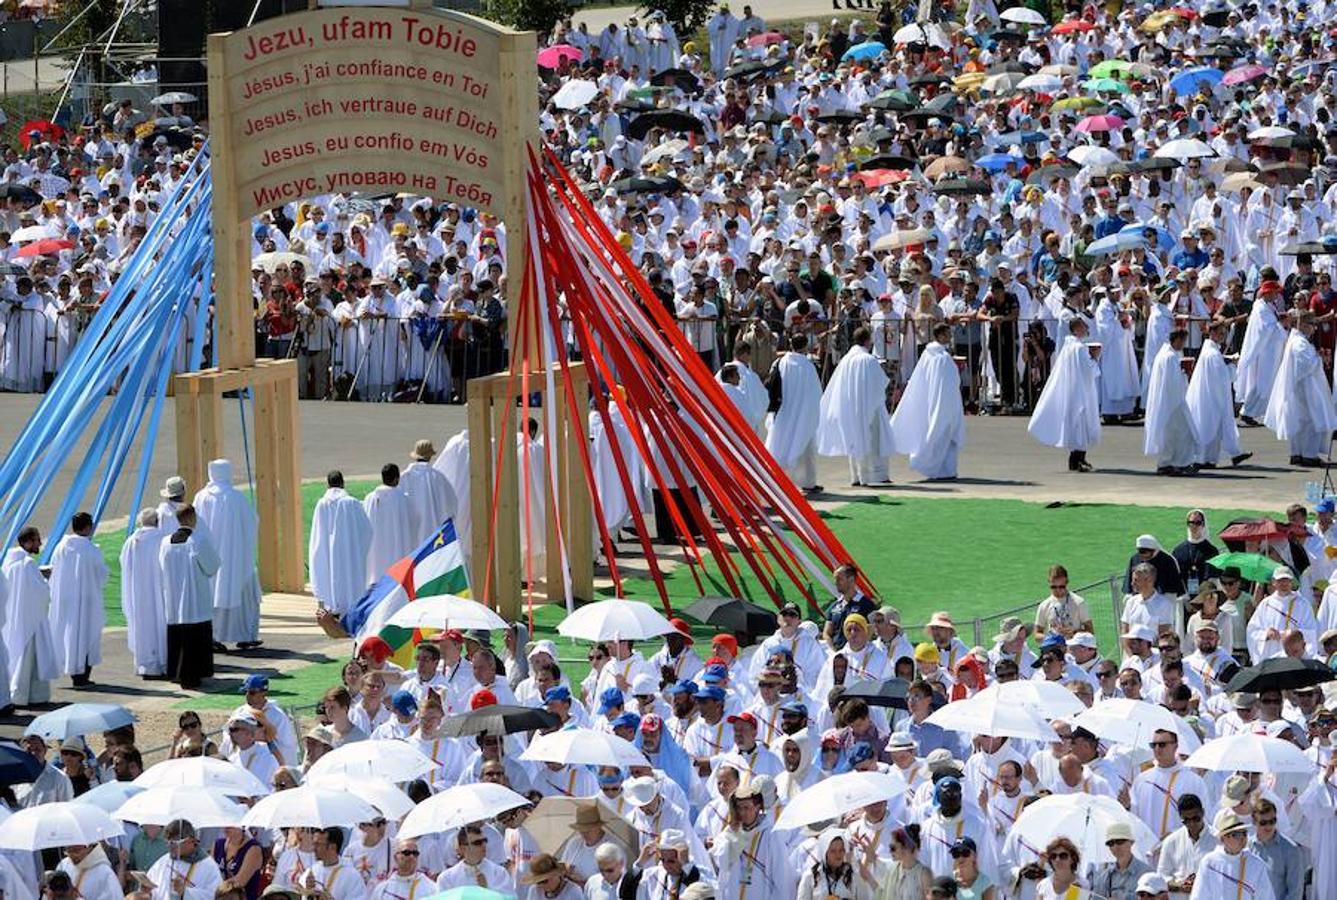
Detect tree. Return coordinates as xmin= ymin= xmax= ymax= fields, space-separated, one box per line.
xmin=645 ymin=0 xmax=719 ymax=34
xmin=484 ymin=0 xmax=573 ymax=40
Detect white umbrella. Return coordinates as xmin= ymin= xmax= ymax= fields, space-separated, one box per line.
xmin=872 ymin=227 xmax=931 ymax=252
xmin=1184 ymin=734 xmax=1315 ymax=774
xmin=775 ymin=770 xmax=908 ymax=830
xmin=1040 ymin=64 xmax=1079 ymax=76
xmin=399 ymin=783 xmax=531 ymax=839
xmin=1073 ymin=698 xmax=1202 ymax=753
xmin=241 ymin=786 xmax=380 ymax=829
xmin=114 ymin=786 xmax=246 ymax=828
xmin=520 ymin=728 xmax=648 ymax=768
xmin=10 ymin=224 xmax=56 ymax=243
xmin=151 ymin=91 xmax=198 ymax=106
xmin=1154 ymin=138 xmax=1215 ymax=160
xmin=385 ymin=594 xmax=509 ymax=632
xmin=926 ymin=687 xmax=1058 ymax=741
xmin=1247 ymin=125 xmax=1294 ymax=141
xmin=552 ymin=79 xmax=600 ymax=110
xmin=994 ymin=680 xmax=1086 ymax=719
xmin=251 ymin=251 xmax=317 ymax=274
xmin=305 ymin=739 xmax=436 ymax=782
xmin=1068 ymin=145 xmax=1119 ymax=167
xmin=893 ymin=22 xmax=949 ymax=49
xmin=982 ymin=72 xmax=1026 ymax=94
xmin=0 ymin=802 xmax=121 ymax=850
xmin=305 ymin=773 xmax=414 ymax=819
xmin=74 ymin=781 xmax=143 ymax=814
xmin=134 ymin=757 xmax=270 ymax=797
xmin=641 ymin=138 xmax=689 ymax=166
xmin=1000 ymin=6 xmax=1047 ymax=25
xmin=1012 ymin=794 xmax=1157 ymax=865
xmin=556 ymin=599 xmax=676 ymax=642
xmin=1017 ymin=73 xmax=1064 ymax=93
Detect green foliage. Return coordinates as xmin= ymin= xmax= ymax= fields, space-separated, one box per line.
xmin=644 ymin=0 xmax=719 ymax=34
xmin=483 ymin=0 xmax=575 ymax=40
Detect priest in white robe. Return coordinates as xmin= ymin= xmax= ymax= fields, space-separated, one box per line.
xmin=364 ymin=462 xmax=416 ymax=578
xmin=590 ymin=399 xmax=646 ymax=535
xmin=48 ymin=511 xmax=108 ymax=688
xmin=1188 ymin=321 xmax=1250 ymax=468
xmin=1144 ymin=329 xmax=1200 ymax=476
xmin=1265 ymin=315 xmax=1337 ymax=466
xmin=1140 ymin=293 xmax=1174 ymax=405
xmin=1093 ymin=289 xmax=1139 ymax=418
xmin=1235 ymin=283 xmax=1287 ymax=423
xmin=2 ymin=527 xmax=55 ymax=706
xmin=818 ymin=327 xmax=895 ymax=485
xmin=890 ymin=322 xmax=966 ymax=481
xmin=433 ymin=429 xmax=472 ymax=549
xmin=161 ymin=505 xmax=222 ymax=689
xmin=716 ymin=341 xmax=767 ymax=437
xmin=764 ymin=333 xmax=822 ymax=492
xmin=193 ymin=459 xmax=262 ymax=650
xmin=120 ymin=508 xmax=168 ymax=677
xmin=1028 ymin=318 xmax=1101 ymax=472
xmin=400 ymin=439 xmax=459 ymax=545
xmin=704 ymin=6 xmax=738 ymax=75
xmin=308 ymin=471 xmax=372 ymax=615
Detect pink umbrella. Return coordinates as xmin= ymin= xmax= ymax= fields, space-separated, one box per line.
xmin=15 ymin=238 xmax=73 ymax=258
xmin=1075 ymin=114 xmax=1125 ymax=133
xmin=1223 ymin=64 xmax=1267 ymax=86
xmin=747 ymin=31 xmax=786 ymax=47
xmin=537 ymin=44 xmax=583 ymax=69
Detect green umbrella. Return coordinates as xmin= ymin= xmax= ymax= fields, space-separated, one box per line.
xmin=1083 ymin=77 xmax=1132 ymax=94
xmin=1208 ymin=552 xmax=1282 ymax=583
xmin=427 ymin=888 xmax=517 ymax=900
xmin=1088 ymin=59 xmax=1134 ymax=78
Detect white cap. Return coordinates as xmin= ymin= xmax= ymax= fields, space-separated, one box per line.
xmin=624 ymin=775 xmax=660 ymax=806
xmin=1069 ymin=631 xmax=1098 ymax=650
xmin=1273 ymin=566 xmax=1296 ymax=581
xmin=1135 ymin=534 xmax=1160 ymax=550
xmin=1136 ymin=872 xmax=1169 ymax=893
xmin=1126 ymin=623 xmax=1156 ymax=642
xmin=631 ymin=673 xmax=659 ymax=695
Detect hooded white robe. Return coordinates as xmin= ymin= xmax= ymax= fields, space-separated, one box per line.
xmin=400 ymin=459 xmax=458 ymax=546
xmin=889 ymin=341 xmax=966 ymax=479
xmin=1094 ymin=297 xmax=1139 ymax=415
xmin=434 ymin=429 xmax=472 ymax=549
xmin=817 ymin=344 xmax=894 ymax=481
xmin=0 ymin=569 xmax=12 ymax=708
xmin=1140 ymin=301 xmax=1174 ymax=404
xmin=363 ymin=482 xmax=416 ymax=578
xmin=717 ymin=362 xmax=768 ymax=436
xmin=1186 ymin=337 xmax=1242 ymax=463
xmin=1265 ymin=329 xmax=1337 ymax=458
xmin=193 ymin=459 xmax=261 ymax=645
xmin=590 ymin=403 xmax=646 ymax=533
xmin=48 ymin=532 xmax=108 ymax=676
xmin=120 ymin=521 xmax=168 ymax=675
xmin=764 ymin=352 xmax=821 ymax=484
xmin=1144 ymin=343 xmax=1199 ymax=468
xmin=1028 ymin=334 xmax=1101 ymax=451
xmin=2 ymin=546 xmax=55 ymax=702
xmin=1235 ymin=298 xmax=1286 ymax=419
xmin=308 ymin=487 xmax=372 ymax=614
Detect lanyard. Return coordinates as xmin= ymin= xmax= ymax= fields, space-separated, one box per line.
xmin=1158 ymin=769 xmax=1181 ymax=838
xmin=738 ymin=828 xmax=765 ymax=899
xmin=1237 ymin=854 xmax=1247 ymax=900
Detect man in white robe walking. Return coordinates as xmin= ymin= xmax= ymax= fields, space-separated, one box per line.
xmin=120 ymin=508 xmax=168 ymax=678
xmin=818 ymin=326 xmax=895 ymax=486
xmin=890 ymin=322 xmax=966 ymax=481
xmin=3 ymin=527 xmax=55 ymax=706
xmin=160 ymin=504 xmax=222 ymax=689
xmin=48 ymin=511 xmax=107 ymax=688
xmin=364 ymin=462 xmax=416 ymax=578
xmin=1028 ymin=318 xmax=1102 ymax=472
xmin=1236 ymin=279 xmax=1287 ymax=426
xmin=193 ymin=459 xmax=262 ymax=651
xmin=309 ymin=470 xmax=372 ymax=615
xmin=1144 ymin=329 xmax=1200 ymax=476
xmin=399 ymin=439 xmax=458 ymax=545
xmin=1265 ymin=314 xmax=1337 ymax=467
xmin=716 ymin=340 xmax=767 ymax=437
xmin=433 ymin=429 xmax=471 ymax=549
xmin=764 ymin=333 xmax=822 ymax=493
xmin=1093 ymin=288 xmax=1139 ymax=420
xmin=1187 ymin=321 xmax=1251 ymax=468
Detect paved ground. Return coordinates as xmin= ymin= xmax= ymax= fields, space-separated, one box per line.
xmin=572 ymin=0 xmax=870 ymax=32
xmin=0 ymin=393 xmax=1311 ymax=751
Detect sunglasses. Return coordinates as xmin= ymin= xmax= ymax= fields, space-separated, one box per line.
xmin=1150 ymin=740 xmax=1176 ymax=748
xmin=399 ymin=849 xmax=420 ymax=856
xmin=180 ymin=720 xmax=200 ymax=729
xmin=1049 ymin=851 xmax=1071 ymax=861
xmin=1257 ymin=817 xmax=1277 ymax=826
xmin=469 ymin=839 xmax=488 ymax=847
xmin=1187 ymin=518 xmax=1204 ymax=525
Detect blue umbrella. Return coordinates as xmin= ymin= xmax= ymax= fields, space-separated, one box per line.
xmin=1086 ymin=231 xmax=1146 ymax=256
xmin=1120 ymin=222 xmax=1174 ymax=253
xmin=975 ymin=152 xmax=1024 ymax=173
xmin=842 ymin=41 xmax=887 ymax=62
xmin=24 ymin=703 xmax=136 ymax=741
xmin=1169 ymin=66 xmax=1224 ymax=96
xmin=0 ymin=743 xmax=44 ymax=785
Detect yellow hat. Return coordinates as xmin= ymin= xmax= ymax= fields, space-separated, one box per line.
xmin=842 ymin=613 xmax=869 ymax=637
xmin=391 ymin=222 xmax=409 ymax=236
xmin=913 ymin=642 xmax=939 ymax=664
xmin=684 ymin=41 xmax=697 ymax=54
xmin=617 ymin=231 xmax=634 ymax=250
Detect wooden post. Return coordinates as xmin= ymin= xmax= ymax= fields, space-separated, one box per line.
xmin=270 ymin=363 xmax=304 ymax=591
xmin=494 ymin=381 xmax=522 ymax=621
xmin=566 ymin=365 xmax=594 ymax=603
xmin=467 ymin=387 xmax=494 ymax=602
xmin=252 ymin=380 xmax=280 ymax=588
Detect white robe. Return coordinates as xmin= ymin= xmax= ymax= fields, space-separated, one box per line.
xmin=1094 ymin=298 xmax=1139 ymax=415
xmin=1235 ymin=299 xmax=1286 ymax=419
xmin=400 ymin=459 xmax=458 ymax=545
xmin=434 ymin=429 xmax=472 ymax=549
xmin=1143 ymin=344 xmax=1199 ymax=467
xmin=363 ymin=483 xmax=416 ymax=577
xmin=192 ymin=459 xmax=261 ymax=644
xmin=1186 ymin=338 xmax=1241 ymax=463
xmin=48 ymin=533 xmax=108 ymax=675
xmin=717 ymin=362 xmax=768 ymax=435
xmin=889 ymin=341 xmax=966 ymax=479
xmin=1028 ymin=335 xmax=1101 ymax=451
xmin=590 ymin=403 xmax=647 ymax=532
xmin=1188 ymin=847 xmax=1275 ymax=900
xmin=120 ymin=523 xmax=168 ymax=675
xmin=308 ymin=487 xmax=372 ymax=614
xmin=2 ymin=546 xmax=56 ymax=698
xmin=161 ymin=530 xmax=222 ymax=626
xmin=764 ymin=352 xmax=821 ymax=468
xmin=1140 ymin=302 xmax=1174 ymax=403
xmin=817 ymin=345 xmax=894 ymax=459
xmin=1265 ymin=329 xmax=1337 ymax=457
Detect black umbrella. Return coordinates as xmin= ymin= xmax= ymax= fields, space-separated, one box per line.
xmin=147 ymin=128 xmax=194 ymax=151
xmin=839 ymin=677 xmax=909 ymax=709
xmin=0 ymin=183 xmax=41 ymax=205
xmin=816 ymin=110 xmax=864 ymax=127
xmin=902 ymin=109 xmax=957 ymax=127
xmin=1026 ymin=163 xmax=1080 ymax=185
xmin=922 ymin=93 xmax=959 ymax=114
xmin=650 ymin=68 xmax=700 ymax=92
xmin=0 ymin=743 xmax=43 ymax=785
xmin=1118 ymin=157 xmax=1181 ymax=174
xmin=750 ymin=110 xmax=787 ymax=126
xmin=682 ymin=596 xmax=780 ymax=638
xmin=1202 ymin=8 xmax=1229 ymax=26
xmin=862 ymin=154 xmax=918 ymax=171
xmin=724 ymin=59 xmax=782 ymax=81
xmin=907 ymin=72 xmax=949 ymax=86
xmin=864 ymin=91 xmax=917 ymax=113
xmin=932 ymin=178 xmax=991 ymax=196
xmin=615 ymin=98 xmax=658 ymax=114
xmin=609 ymin=175 xmax=684 ymax=195
xmin=627 ymin=110 xmax=705 ymax=140
xmin=988 ymin=61 xmax=1032 ymax=74
xmin=1256 ymin=161 xmax=1310 ymax=185
xmin=1280 ymin=238 xmax=1337 ymax=256
xmin=1223 ymin=658 xmax=1336 ymax=694
xmin=0 ymin=262 xmax=27 ymax=276
xmin=443 ymin=704 xmax=561 ymax=738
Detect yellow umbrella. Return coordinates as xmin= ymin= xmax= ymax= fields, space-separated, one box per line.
xmin=1141 ymin=9 xmax=1188 ymax=31
xmin=953 ymin=71 xmax=988 ymax=93
xmin=1050 ymin=96 xmax=1103 ymax=112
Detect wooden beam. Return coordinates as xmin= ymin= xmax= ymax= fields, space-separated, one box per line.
xmin=172 ymin=380 xmax=205 ymax=493
xmin=252 ymin=380 xmax=281 ymax=590
xmin=545 ymin=384 xmax=566 ymax=596
xmin=467 ymin=388 xmax=494 ymax=605
xmin=566 ymin=364 xmax=594 ymax=602
xmin=494 ymin=394 xmax=521 ymax=621
xmin=271 ymin=363 xmax=304 ymax=591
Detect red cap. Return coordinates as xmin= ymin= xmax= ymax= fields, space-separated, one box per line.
xmin=1259 ymin=279 xmax=1283 ymax=295
xmin=437 ymin=628 xmax=465 ymax=644
xmin=470 ymin=689 xmax=498 ymax=710
xmin=711 ymin=634 xmax=739 ymax=657
xmin=704 ymin=655 xmax=728 ymax=668
xmin=358 ymin=636 xmax=393 ymax=663
xmin=668 ymin=618 xmax=694 ymax=643
xmin=727 ymin=712 xmax=758 ymax=727
xmin=640 ymin=714 xmax=663 ymax=733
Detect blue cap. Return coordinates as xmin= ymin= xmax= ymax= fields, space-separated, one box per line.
xmin=253 ymin=224 xmax=268 ymax=239
xmin=1038 ymin=633 xmax=1067 ymax=652
xmin=598 ymin=686 xmax=625 ymax=714
xmin=597 ymin=771 xmax=623 ymax=786
xmin=702 ymin=664 xmax=729 ymax=684
xmin=779 ymin=699 xmax=808 ymax=716
xmin=315 ymin=222 xmax=331 ymax=235
xmin=240 ymin=674 xmax=269 ymax=693
xmin=1319 ymin=497 xmax=1336 ymax=514
xmin=391 ymin=690 xmax=418 ymax=716
xmin=611 ymin=711 xmax=641 ymax=731
xmin=849 ymin=743 xmax=876 ymax=765
xmin=665 ymin=680 xmax=698 ymax=696
xmin=696 ymin=686 xmax=726 ymax=703
xmin=544 ymin=685 xmax=572 ymax=704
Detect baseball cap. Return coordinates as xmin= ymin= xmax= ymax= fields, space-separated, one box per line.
xmin=598 ymin=687 xmax=625 ymax=714
xmin=696 ymin=686 xmax=726 ymax=703
xmin=727 ymin=711 xmax=758 ymax=728
xmin=544 ymin=685 xmax=573 ymax=704
xmin=703 ymin=663 xmax=729 ymax=684
xmin=780 ymin=698 xmax=808 ymax=716
xmin=1136 ymin=872 xmax=1168 ymax=895
xmin=611 ymin=711 xmax=642 ymax=731
xmin=949 ymin=836 xmax=977 ymax=857
xmin=390 ymin=690 xmax=418 ymax=717
xmin=665 ymin=680 xmax=699 ymax=696
xmin=240 ymin=674 xmax=270 ymax=693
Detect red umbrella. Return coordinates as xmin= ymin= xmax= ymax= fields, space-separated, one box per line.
xmin=1223 ymin=64 xmax=1268 ymax=86
xmin=1075 ymin=113 xmax=1125 ymax=133
xmin=1218 ymin=518 xmax=1288 ymax=548
xmin=852 ymin=168 xmax=911 ymax=188
xmin=1170 ymin=6 xmax=1199 ymax=17
xmin=537 ymin=44 xmax=583 ymax=69
xmin=15 ymin=238 xmax=73 ymax=258
xmin=17 ymin=119 xmax=63 ymax=150
xmin=1052 ymin=19 xmax=1095 ymax=33
xmin=747 ymin=31 xmax=786 ymax=47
